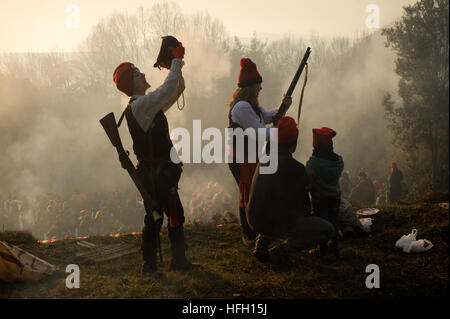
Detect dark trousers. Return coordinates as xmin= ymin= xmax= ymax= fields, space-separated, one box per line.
xmin=387 ymin=187 xmax=402 ymax=203
xmin=255 ymin=215 xmax=335 ymax=253
xmin=228 ymin=162 xmax=240 ymax=185
xmin=137 ymin=162 xmax=186 ymax=265
xmin=312 ymin=197 xmax=340 ymax=244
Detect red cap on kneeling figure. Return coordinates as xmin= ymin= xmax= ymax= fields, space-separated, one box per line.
xmin=276 ymin=117 xmax=299 ymax=145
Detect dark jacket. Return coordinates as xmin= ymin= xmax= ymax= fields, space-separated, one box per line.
xmin=350 ymin=178 xmax=376 ymax=206
xmin=388 ymin=168 xmax=404 ymax=202
xmin=246 ymin=146 xmax=311 ymax=237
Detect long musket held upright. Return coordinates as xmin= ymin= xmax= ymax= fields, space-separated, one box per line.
xmin=273 ymin=47 xmax=311 ymax=125
xmin=99 ymin=112 xmax=161 ymax=222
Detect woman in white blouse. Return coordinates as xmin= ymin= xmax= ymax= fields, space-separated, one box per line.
xmin=228 ymin=58 xmax=292 ymax=245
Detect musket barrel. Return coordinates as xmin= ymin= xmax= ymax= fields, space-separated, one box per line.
xmin=286 ymin=47 xmax=311 ymax=97
xmin=273 ymin=47 xmax=311 ymax=125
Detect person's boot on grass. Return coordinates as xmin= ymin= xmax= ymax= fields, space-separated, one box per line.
xmin=169 ymin=227 xmax=200 ymax=271
xmin=141 ymin=231 xmax=163 ymax=277
xmin=252 ymin=234 xmax=271 ymax=263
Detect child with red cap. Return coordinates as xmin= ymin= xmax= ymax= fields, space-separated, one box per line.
xmin=246 ymin=117 xmax=334 ymax=263
xmin=227 ymin=58 xmax=292 ymax=245
xmin=112 ymin=42 xmax=199 ymax=275
xmin=306 ymin=127 xmax=344 ymax=253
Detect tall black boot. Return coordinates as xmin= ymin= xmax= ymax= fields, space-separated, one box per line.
xmin=239 ymin=206 xmax=257 ymax=245
xmin=168 ymin=227 xmax=199 ymax=271
xmin=140 ymin=191 xmax=163 ymax=275
xmin=141 ymin=225 xmax=158 ymax=275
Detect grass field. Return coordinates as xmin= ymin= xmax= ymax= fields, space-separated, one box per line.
xmin=0 ymin=193 xmax=448 ymax=299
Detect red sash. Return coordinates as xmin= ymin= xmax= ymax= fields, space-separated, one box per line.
xmin=138 ymin=156 xmax=167 ymax=163
xmin=168 ymin=193 xmax=180 ymax=227
xmin=239 ymin=161 xmax=257 ymax=208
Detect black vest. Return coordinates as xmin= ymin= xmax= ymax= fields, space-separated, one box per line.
xmin=124 ymin=102 xmax=173 ymax=160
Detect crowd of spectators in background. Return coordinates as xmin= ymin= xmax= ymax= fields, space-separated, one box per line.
xmin=1 ymin=164 xmax=409 ymax=240
xmin=340 ymin=163 xmax=408 ymax=206
xmin=0 ymin=180 xmax=237 ymax=241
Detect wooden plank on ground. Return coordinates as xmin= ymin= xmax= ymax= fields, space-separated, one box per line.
xmin=76 ymin=242 xmax=139 ymax=263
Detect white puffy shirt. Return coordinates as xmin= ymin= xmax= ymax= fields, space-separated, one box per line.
xmin=231 ymin=101 xmax=278 ymax=138
xmin=130 ymin=58 xmax=185 ymax=132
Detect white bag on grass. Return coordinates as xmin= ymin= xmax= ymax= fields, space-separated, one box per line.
xmin=359 ymin=218 xmax=373 ymax=232
xmin=403 ymin=239 xmax=434 ymax=253
xmin=395 ymin=229 xmax=434 ymax=254
xmin=395 ymin=229 xmax=417 ymax=250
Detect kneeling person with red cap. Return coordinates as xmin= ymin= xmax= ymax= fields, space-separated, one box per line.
xmin=306 ymin=127 xmax=344 ymax=252
xmin=246 ymin=117 xmax=334 ymax=263
xmin=113 ymin=43 xmax=199 ymax=275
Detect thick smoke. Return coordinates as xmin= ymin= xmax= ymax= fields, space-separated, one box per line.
xmin=0 ymin=3 xmax=406 ymax=237
xmin=287 ymin=33 xmax=399 ymax=183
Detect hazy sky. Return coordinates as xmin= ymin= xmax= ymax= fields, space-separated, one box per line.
xmin=1 ymin=0 xmax=417 ymax=52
